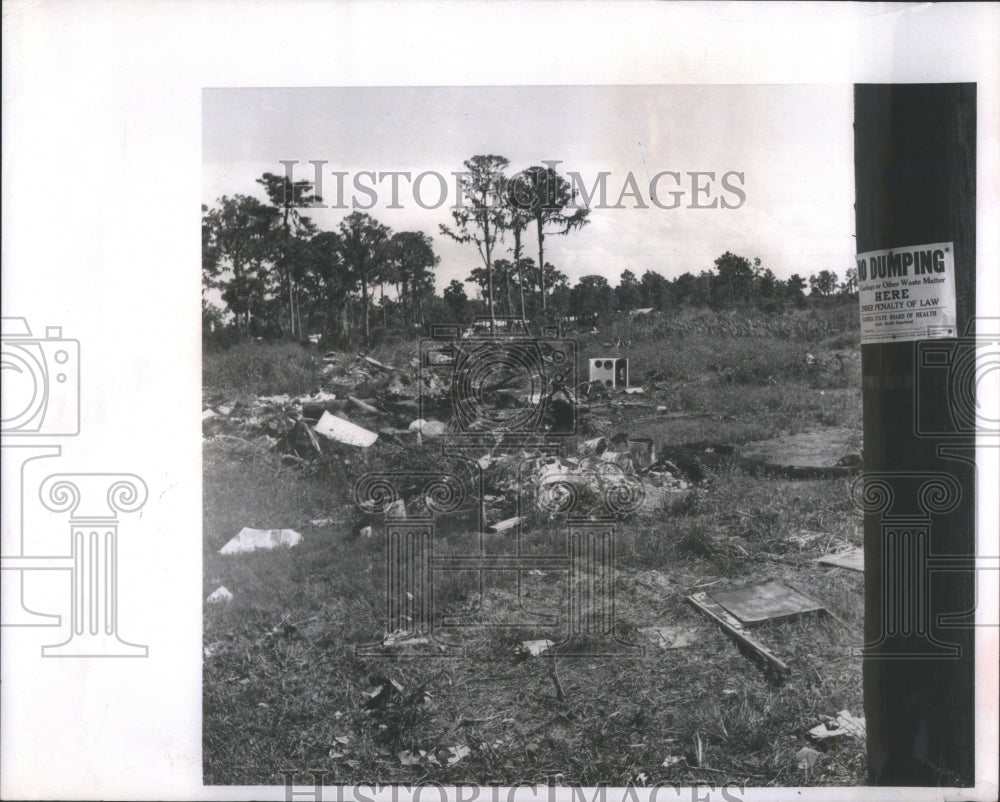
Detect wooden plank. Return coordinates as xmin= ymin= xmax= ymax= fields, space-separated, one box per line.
xmin=709 ymin=580 xmax=826 ymax=625
xmin=686 ymin=591 xmax=790 ymax=678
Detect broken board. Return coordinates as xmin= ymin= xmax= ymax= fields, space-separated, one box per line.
xmin=738 ymin=427 xmax=862 ymax=478
xmin=708 ymin=580 xmax=826 ymax=625
xmin=817 ymin=547 xmax=864 ymax=573
xmin=686 ymin=591 xmax=790 ymax=678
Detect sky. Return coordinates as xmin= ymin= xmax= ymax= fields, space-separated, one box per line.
xmin=203 ymin=85 xmax=856 ymax=294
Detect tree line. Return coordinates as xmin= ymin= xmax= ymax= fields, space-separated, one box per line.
xmin=202 ymin=157 xmax=855 ymax=348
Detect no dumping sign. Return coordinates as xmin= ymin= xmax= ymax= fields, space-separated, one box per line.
xmin=855 ymin=242 xmax=957 ymax=344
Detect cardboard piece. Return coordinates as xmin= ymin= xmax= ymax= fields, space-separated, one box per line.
xmin=809 ymin=710 xmax=866 ymax=740
xmin=314 ymin=411 xmax=378 ymax=447
xmin=641 ymin=626 xmax=700 ymax=650
xmin=817 ymin=547 xmax=864 ymax=573
xmin=206 ymin=586 xmax=233 ymax=603
xmin=220 ymin=528 xmax=302 ymax=555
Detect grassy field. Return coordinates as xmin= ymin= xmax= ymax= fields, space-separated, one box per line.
xmin=203 ymin=305 xmax=866 ymax=787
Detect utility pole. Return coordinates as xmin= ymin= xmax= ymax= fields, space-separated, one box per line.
xmin=854 ymin=84 xmax=976 ymax=786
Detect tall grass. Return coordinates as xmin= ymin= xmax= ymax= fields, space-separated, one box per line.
xmin=203 ymin=341 xmax=323 ymax=396
xmin=626 ymin=304 xmax=859 ymax=342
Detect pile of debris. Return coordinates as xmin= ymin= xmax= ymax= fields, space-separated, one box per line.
xmin=202 ymin=351 xmax=650 ymax=466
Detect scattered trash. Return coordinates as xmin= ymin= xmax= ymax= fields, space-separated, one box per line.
xmin=359 ymin=525 xmax=374 ymax=538
xmin=817 ymin=547 xmax=864 ymax=573
xmin=707 ymin=580 xmax=827 ymax=626
xmin=578 ymin=436 xmax=610 ymax=456
xmin=446 ymin=745 xmax=471 ymax=765
xmin=408 ymin=418 xmax=447 ymax=436
xmin=302 ymin=390 xmax=338 ymax=403
xmin=809 ymin=710 xmax=866 ymax=741
xmin=624 ymin=387 xmax=645 ymax=395
xmin=588 ymin=357 xmax=629 ymax=388
xmin=641 ymin=626 xmax=700 ymax=650
xmin=219 ymin=527 xmax=302 ymax=555
xmin=314 ymin=411 xmax=378 ymax=447
xmin=686 ymin=591 xmax=790 ymax=678
xmin=364 ymin=677 xmax=405 ymax=710
xmin=520 ymin=639 xmax=554 ymax=657
xmin=362 ymin=355 xmax=394 ymax=372
xmin=310 ymin=517 xmax=336 ymax=527
xmin=488 ymin=516 xmax=522 ymax=533
xmin=206 ymin=586 xmax=233 ymax=604
xmin=349 ymin=395 xmax=384 ymax=416
xmin=795 ymin=746 xmax=823 ymax=771
xmin=383 ymin=630 xmax=430 ymax=648
xmin=202 ymin=409 xmax=216 ymax=421
xmin=397 ymin=750 xmax=423 ymax=766
xmin=662 ymin=755 xmax=684 ymax=768
xmin=385 ymin=498 xmax=407 ymax=519
xmin=628 ymin=436 xmax=656 ymax=470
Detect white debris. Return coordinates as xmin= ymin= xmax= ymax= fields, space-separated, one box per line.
xmin=301 ymin=390 xmax=338 ymax=403
xmin=220 ymin=527 xmax=302 ymax=555
xmin=521 ymin=639 xmax=554 ymax=657
xmin=258 ymin=394 xmax=292 ymax=405
xmin=314 ymin=411 xmax=378 ymax=447
xmin=641 ymin=626 xmax=700 ymax=650
xmin=809 ymin=710 xmax=866 ymax=740
xmin=446 ymin=745 xmax=471 ymax=765
xmin=408 ymin=418 xmax=447 ymax=436
xmin=488 ymin=516 xmax=522 ymax=533
xmin=385 ymin=498 xmax=407 ymax=519
xmin=796 ymin=746 xmax=822 ymax=770
xmin=383 ymin=630 xmax=430 ymax=647
xmin=206 ymin=586 xmax=233 ymax=603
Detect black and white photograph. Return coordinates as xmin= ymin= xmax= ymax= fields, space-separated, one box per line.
xmin=2 ymin=3 xmax=998 ymax=801
xmin=200 ymin=83 xmax=971 ymax=789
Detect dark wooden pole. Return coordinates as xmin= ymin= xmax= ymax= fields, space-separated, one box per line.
xmin=854 ymin=83 xmax=976 ymax=786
